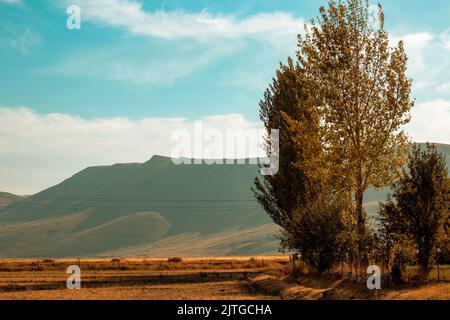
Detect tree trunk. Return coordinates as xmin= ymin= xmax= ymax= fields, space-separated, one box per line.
xmin=418 ymin=242 xmax=432 ymax=280
xmin=355 ymin=187 xmax=366 ymax=269
xmin=355 ymin=188 xmax=365 ymax=238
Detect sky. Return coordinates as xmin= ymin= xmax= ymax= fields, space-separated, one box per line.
xmin=0 ymin=0 xmax=449 ymax=194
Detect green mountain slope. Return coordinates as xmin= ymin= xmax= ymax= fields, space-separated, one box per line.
xmin=0 ymin=192 xmax=24 ymax=208
xmin=0 ymin=156 xmax=273 ymax=257
xmin=0 ymin=143 xmax=448 ymax=258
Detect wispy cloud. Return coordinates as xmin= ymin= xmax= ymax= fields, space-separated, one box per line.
xmin=391 ymin=31 xmax=450 ymax=97
xmin=68 ymin=0 xmax=304 ymax=44
xmin=0 ymin=0 xmax=21 ymax=4
xmin=0 ymin=22 xmax=40 ymax=53
xmin=39 ymin=39 xmax=240 ymax=86
xmin=43 ymin=1 xmax=302 ymax=87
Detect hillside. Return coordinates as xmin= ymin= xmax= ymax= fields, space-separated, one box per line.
xmin=0 ymin=156 xmax=275 ymax=257
xmin=0 ymin=143 xmax=448 ymax=258
xmin=0 ymin=192 xmax=24 ymax=209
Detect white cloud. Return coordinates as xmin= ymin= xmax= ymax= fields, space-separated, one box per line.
xmin=391 ymin=31 xmax=450 ymax=95
xmin=392 ymin=33 xmax=434 ymax=75
xmin=0 ymin=107 xmax=263 ymax=194
xmin=67 ymin=0 xmax=304 ymax=44
xmin=405 ymin=99 xmax=450 ymax=145
xmin=1 ymin=101 xmax=448 ymax=195
xmin=393 ymin=33 xmax=450 ymax=136
xmin=437 ymin=82 xmax=450 ymax=94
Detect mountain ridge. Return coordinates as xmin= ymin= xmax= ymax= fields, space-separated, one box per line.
xmin=0 ymin=142 xmax=448 ymax=258
xmin=0 ymin=192 xmax=24 ymax=209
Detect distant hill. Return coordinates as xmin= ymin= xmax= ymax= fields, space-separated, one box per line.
xmin=0 ymin=192 xmax=23 ymax=209
xmin=0 ymin=143 xmax=448 ymax=258
xmin=0 ymin=156 xmax=275 ymax=257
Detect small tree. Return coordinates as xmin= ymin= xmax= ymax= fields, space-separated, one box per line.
xmin=392 ymin=144 xmax=448 ymax=279
xmin=280 ymin=191 xmax=347 ymax=273
xmin=438 ymin=180 xmax=450 ymax=263
xmin=377 ymin=197 xmax=400 ymax=270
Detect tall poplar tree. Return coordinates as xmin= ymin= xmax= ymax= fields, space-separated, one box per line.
xmin=255 ymin=0 xmax=415 ymax=270
xmin=297 ymin=0 xmax=414 ymax=246
xmin=253 ymin=58 xmax=320 ymax=233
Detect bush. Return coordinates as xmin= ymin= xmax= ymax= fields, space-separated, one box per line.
xmin=167 ymin=257 xmax=183 ymax=263
xmin=281 ymin=193 xmax=347 ymax=274
xmin=41 ymin=259 xmax=55 ymax=264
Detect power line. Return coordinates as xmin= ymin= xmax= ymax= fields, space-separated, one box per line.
xmin=3 ymin=203 xmax=261 ymax=210
xmin=2 ymin=195 xmax=262 ymax=211
xmin=24 ymin=196 xmax=258 ymax=202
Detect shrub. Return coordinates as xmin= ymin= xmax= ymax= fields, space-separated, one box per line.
xmin=110 ymin=258 xmax=122 ymax=269
xmin=41 ymin=259 xmax=55 ymax=264
xmin=167 ymin=257 xmax=183 ymax=263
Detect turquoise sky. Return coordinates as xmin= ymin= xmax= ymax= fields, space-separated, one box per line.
xmin=0 ymin=0 xmax=449 ymax=120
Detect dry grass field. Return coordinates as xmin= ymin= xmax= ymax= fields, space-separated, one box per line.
xmin=249 ymin=264 xmax=450 ymax=300
xmin=0 ymin=257 xmax=449 ymax=300
xmin=0 ymin=256 xmax=288 ymax=300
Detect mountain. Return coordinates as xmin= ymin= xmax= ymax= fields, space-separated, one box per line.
xmin=0 ymin=156 xmax=276 ymax=257
xmin=0 ymin=192 xmax=24 ymax=208
xmin=0 ymin=143 xmax=448 ymax=258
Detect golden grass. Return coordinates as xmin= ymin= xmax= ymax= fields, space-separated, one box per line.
xmin=249 ymin=269 xmax=450 ymax=300
xmin=249 ymin=275 xmax=326 ymax=300
xmin=1 ymin=281 xmax=279 ymax=300
xmin=1 ymin=257 xmax=447 ymax=300
xmin=0 ymin=256 xmax=289 ymax=272
xmin=0 ymin=255 xmax=288 ymax=264
xmin=383 ymin=283 xmax=450 ymax=300
xmin=0 ymin=256 xmax=288 ymax=300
